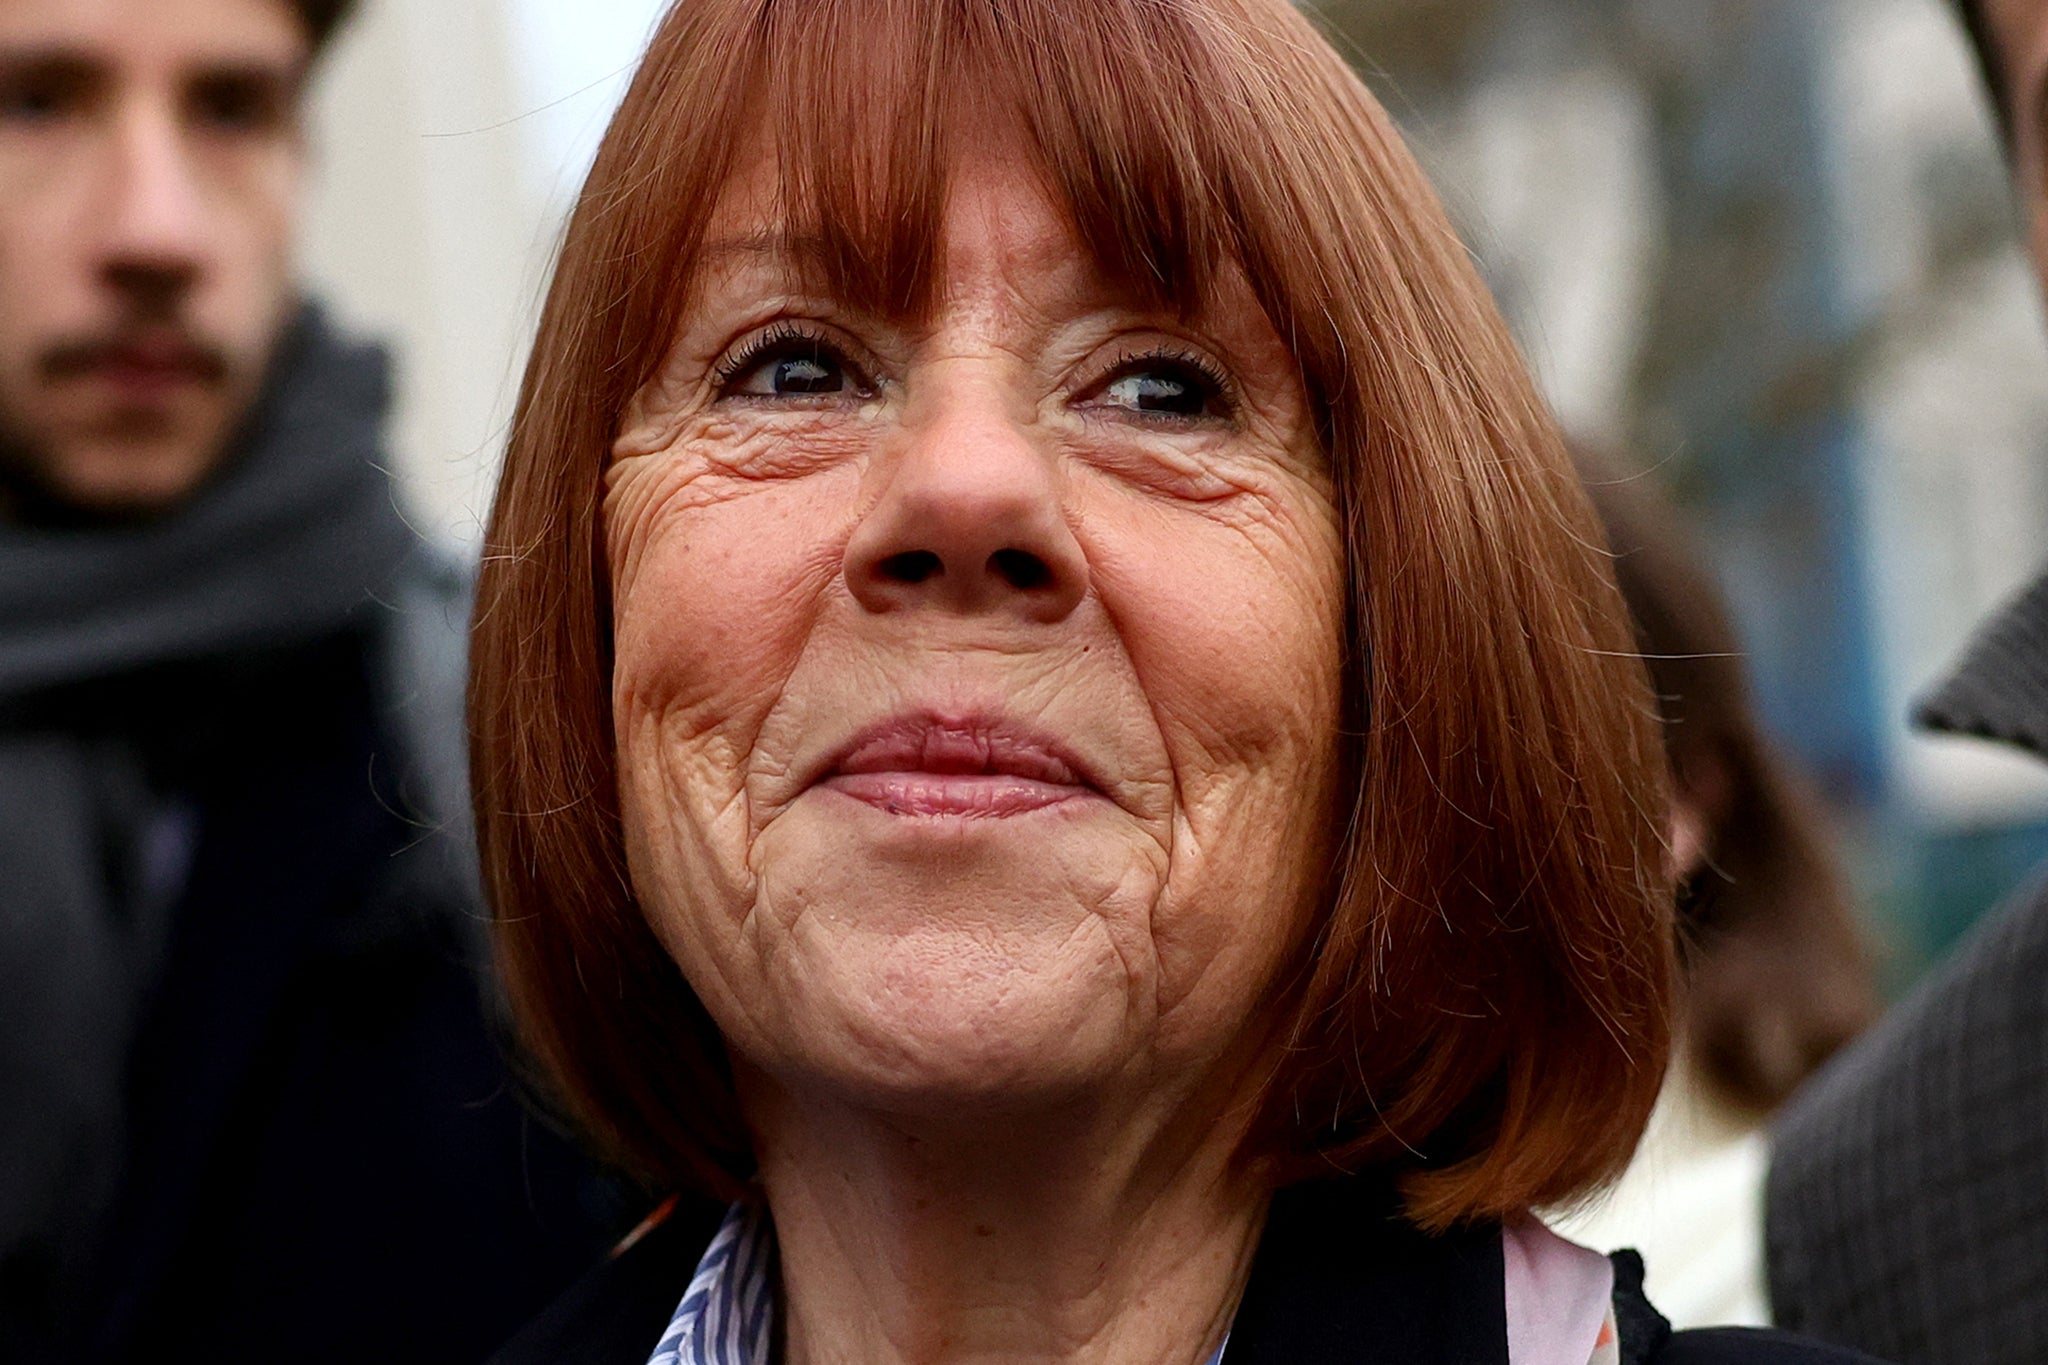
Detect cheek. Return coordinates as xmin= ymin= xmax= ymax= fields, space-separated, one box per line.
xmin=198 ymin=148 xmax=302 ymax=345
xmin=1096 ymin=488 xmax=1344 ymax=800
xmin=256 ymin=155 xmax=301 ymax=281
xmin=610 ymin=454 xmax=860 ymax=749
xmin=606 ymin=455 xmax=859 ymax=846
xmin=0 ymin=212 xmax=42 ymax=388
xmin=1086 ymin=483 xmax=1345 ymax=1011
xmin=0 ymin=149 xmax=90 ymax=336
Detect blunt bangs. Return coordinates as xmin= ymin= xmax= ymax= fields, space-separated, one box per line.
xmin=477 ymin=0 xmax=1676 ymax=1233
xmin=616 ymin=0 xmax=1290 ymax=362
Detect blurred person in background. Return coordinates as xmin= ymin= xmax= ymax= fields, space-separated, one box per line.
xmin=1553 ymin=456 xmax=1879 ymax=1329
xmin=0 ymin=0 xmax=618 ymax=1360
xmin=1764 ymin=1 xmax=2048 ymax=1360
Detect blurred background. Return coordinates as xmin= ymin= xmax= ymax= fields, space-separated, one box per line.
xmin=304 ymin=0 xmax=2048 ymax=992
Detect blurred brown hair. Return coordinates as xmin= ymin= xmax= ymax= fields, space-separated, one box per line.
xmin=1580 ymin=453 xmax=1879 ymax=1113
xmin=1947 ymin=0 xmax=2012 ymax=141
xmin=291 ymin=0 xmax=358 ymax=58
xmin=471 ymin=0 xmax=1676 ymax=1231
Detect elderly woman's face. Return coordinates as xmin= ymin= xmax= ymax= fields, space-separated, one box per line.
xmin=605 ymin=148 xmax=1344 ymax=1116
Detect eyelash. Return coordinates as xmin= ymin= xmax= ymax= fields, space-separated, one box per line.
xmin=709 ymin=322 xmax=1236 ymax=421
xmin=1088 ymin=345 xmax=1237 ymax=422
xmin=711 ymin=321 xmax=868 ymax=394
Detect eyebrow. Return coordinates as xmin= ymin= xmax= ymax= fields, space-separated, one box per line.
xmin=694 ymin=231 xmax=906 ymax=315
xmin=699 ymin=232 xmax=838 ymax=266
xmin=0 ymin=44 xmax=305 ymax=95
xmin=194 ymin=58 xmax=305 ymax=87
xmin=188 ymin=58 xmax=307 ymax=106
xmin=0 ymin=47 xmax=105 ymax=88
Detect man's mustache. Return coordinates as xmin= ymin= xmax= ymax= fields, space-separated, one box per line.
xmin=39 ymin=325 xmax=231 ymax=385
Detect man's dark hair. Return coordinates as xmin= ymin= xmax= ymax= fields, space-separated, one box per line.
xmin=293 ymin=0 xmax=360 ymax=58
xmin=1951 ymin=0 xmax=2014 ymax=139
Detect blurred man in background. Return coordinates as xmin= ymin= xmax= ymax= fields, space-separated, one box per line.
xmin=0 ymin=0 xmax=617 ymax=1360
xmin=1765 ymin=1 xmax=2048 ymax=1360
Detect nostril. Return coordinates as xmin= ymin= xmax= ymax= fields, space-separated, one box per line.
xmin=878 ymin=550 xmax=943 ymax=585
xmin=105 ymin=261 xmax=197 ymax=310
xmin=989 ymin=548 xmax=1053 ymax=591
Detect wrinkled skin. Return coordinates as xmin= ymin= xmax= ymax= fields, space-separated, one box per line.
xmin=605 ymin=148 xmax=1346 ymax=1134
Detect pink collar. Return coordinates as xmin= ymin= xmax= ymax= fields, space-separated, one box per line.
xmin=1502 ymin=1216 xmax=1615 ymax=1365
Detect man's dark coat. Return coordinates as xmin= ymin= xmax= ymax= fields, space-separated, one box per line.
xmin=1767 ymin=567 xmax=2048 ymax=1365
xmin=0 ymin=306 xmax=622 ymax=1364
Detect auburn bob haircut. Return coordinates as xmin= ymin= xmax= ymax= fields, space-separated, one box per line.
xmin=472 ymin=0 xmax=1675 ymax=1231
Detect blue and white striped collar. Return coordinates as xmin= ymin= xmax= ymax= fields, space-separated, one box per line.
xmin=645 ymin=1201 xmax=1229 ymax=1365
xmin=647 ymin=1202 xmax=777 ymax=1365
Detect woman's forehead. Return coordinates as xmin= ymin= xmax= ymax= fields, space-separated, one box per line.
xmin=693 ymin=143 xmax=1234 ymax=329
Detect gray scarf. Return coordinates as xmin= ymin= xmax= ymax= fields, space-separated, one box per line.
xmin=0 ymin=302 xmax=417 ymax=1308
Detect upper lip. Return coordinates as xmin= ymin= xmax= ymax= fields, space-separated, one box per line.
xmin=43 ymin=331 xmax=227 ymax=384
xmin=819 ymin=713 xmax=1103 ymax=792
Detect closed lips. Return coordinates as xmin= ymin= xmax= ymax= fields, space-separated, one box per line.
xmin=44 ymin=333 xmax=227 ymax=384
xmin=819 ymin=718 xmax=1100 ymax=816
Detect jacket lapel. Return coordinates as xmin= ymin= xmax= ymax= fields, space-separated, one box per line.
xmin=490 ymin=1180 xmax=1510 ymax=1365
xmin=1226 ymin=1180 xmax=1509 ymax=1365
xmin=489 ymin=1196 xmax=728 ymax=1365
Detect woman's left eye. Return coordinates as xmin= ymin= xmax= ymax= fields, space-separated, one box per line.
xmin=1086 ymin=354 xmax=1231 ymax=422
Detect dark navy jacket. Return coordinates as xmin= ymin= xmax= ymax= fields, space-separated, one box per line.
xmin=490 ymin=1179 xmax=1887 ymax=1365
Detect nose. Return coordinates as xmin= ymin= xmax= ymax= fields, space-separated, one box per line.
xmin=843 ymin=394 xmax=1088 ymax=624
xmin=97 ymin=100 xmax=208 ymax=310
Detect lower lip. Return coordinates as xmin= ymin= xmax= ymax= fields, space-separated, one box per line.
xmin=821 ymin=772 xmax=1093 ymax=817
xmin=79 ymin=361 xmax=209 ymax=400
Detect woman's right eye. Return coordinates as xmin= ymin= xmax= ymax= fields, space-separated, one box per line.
xmin=715 ymin=328 xmax=869 ymax=401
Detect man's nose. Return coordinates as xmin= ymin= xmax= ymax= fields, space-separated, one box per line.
xmin=97 ymin=102 xmax=208 ymax=308
xmin=842 ymin=384 xmax=1089 ymax=625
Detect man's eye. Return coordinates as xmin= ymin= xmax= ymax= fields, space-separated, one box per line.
xmin=189 ymin=74 xmax=289 ymax=133
xmin=1090 ymin=354 xmax=1231 ymax=421
xmin=0 ymin=69 xmax=90 ymax=125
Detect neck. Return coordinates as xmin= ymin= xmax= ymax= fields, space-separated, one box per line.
xmin=742 ymin=1074 xmax=1268 ymax=1365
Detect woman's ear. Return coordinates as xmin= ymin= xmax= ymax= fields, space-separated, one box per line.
xmin=1670 ymin=797 xmax=1711 ymax=884
xmin=1670 ymin=748 xmax=1735 ymax=881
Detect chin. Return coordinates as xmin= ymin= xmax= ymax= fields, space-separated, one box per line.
xmin=47 ymin=429 xmax=228 ymax=515
xmin=644 ymin=786 xmax=1177 ymax=1119
xmin=751 ymin=912 xmax=1147 ymax=1120
xmin=791 ymin=1032 xmax=1132 ymax=1126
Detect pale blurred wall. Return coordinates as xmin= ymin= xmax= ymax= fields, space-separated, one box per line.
xmin=296 ymin=0 xmax=541 ymax=547
xmin=1824 ymin=0 xmax=2048 ymax=823
xmin=293 ymin=0 xmax=666 ymax=548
